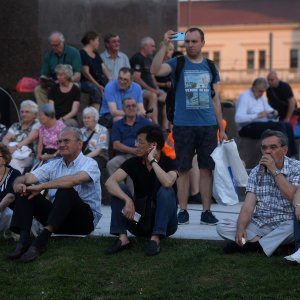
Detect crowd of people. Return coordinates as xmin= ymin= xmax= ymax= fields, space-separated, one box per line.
xmin=0 ymin=27 xmax=300 ymax=265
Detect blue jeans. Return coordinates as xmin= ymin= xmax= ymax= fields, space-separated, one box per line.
xmin=294 ymin=215 xmax=300 ymax=249
xmin=110 ymin=184 xmax=178 ymax=238
xmin=81 ymin=81 xmax=102 ymax=105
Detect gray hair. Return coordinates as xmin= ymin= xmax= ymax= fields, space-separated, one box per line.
xmin=140 ymin=36 xmax=154 ymax=48
xmin=261 ymin=130 xmax=288 ymax=147
xmin=61 ymin=126 xmax=83 ymax=141
xmin=48 ymin=31 xmax=65 ymax=43
xmin=20 ymin=100 xmax=38 ymax=114
xmin=252 ymin=77 xmax=269 ymax=89
xmin=55 ymin=64 xmax=73 ymax=80
xmin=39 ymin=103 xmax=56 ymax=119
xmin=82 ymin=106 xmax=99 ymax=123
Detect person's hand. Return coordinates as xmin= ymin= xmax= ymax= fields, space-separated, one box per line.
xmin=259 ymin=154 xmax=276 ymax=173
xmin=13 ymin=183 xmax=28 ymax=196
xmin=147 ymin=145 xmax=157 ymax=163
xmin=40 ymin=154 xmax=53 ymax=161
xmin=131 ymin=148 xmax=139 ymax=156
xmin=219 ymin=130 xmax=228 ymax=142
xmin=26 ymin=184 xmax=43 ymax=200
xmin=257 ymin=111 xmax=268 ymax=119
xmin=163 ymin=30 xmax=176 ymax=44
xmin=235 ymin=229 xmax=247 ymax=247
xmin=123 ymin=199 xmax=135 ymax=220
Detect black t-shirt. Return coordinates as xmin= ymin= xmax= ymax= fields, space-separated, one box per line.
xmin=0 ymin=167 xmax=21 ymax=209
xmin=130 ymin=52 xmax=155 ymax=89
xmin=48 ymin=83 xmax=80 ymax=119
xmin=120 ymin=153 xmax=177 ymax=200
xmin=80 ymin=49 xmax=105 ymax=85
xmin=266 ymin=81 xmax=294 ymax=119
xmin=155 ymin=74 xmax=171 ymax=93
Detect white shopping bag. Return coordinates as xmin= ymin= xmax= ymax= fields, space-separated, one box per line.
xmin=211 ymin=139 xmax=248 ymax=205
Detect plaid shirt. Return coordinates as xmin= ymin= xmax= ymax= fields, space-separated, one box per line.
xmin=247 ymin=156 xmax=300 ymax=229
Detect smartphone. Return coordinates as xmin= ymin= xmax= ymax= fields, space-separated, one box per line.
xmin=122 ymin=209 xmax=141 ymax=223
xmin=171 ymin=32 xmax=185 ymax=41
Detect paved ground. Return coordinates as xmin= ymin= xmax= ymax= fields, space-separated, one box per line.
xmin=91 ymin=203 xmax=242 ymax=240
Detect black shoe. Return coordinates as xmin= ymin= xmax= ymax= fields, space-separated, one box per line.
xmin=7 ymin=243 xmax=29 ymax=260
xmin=105 ymin=239 xmax=131 ymax=255
xmin=145 ymin=240 xmax=161 ymax=256
xmin=19 ymin=246 xmax=46 ymax=263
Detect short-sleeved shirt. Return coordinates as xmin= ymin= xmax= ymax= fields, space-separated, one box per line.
xmin=0 ymin=167 xmax=21 ymax=209
xmin=100 ymin=50 xmax=130 ymax=80
xmin=31 ymin=152 xmax=101 ymax=226
xmin=8 ymin=120 xmax=40 ymax=152
xmin=80 ymin=124 xmax=109 ymax=160
xmin=247 ymin=157 xmax=300 ymax=229
xmin=48 ymin=84 xmax=80 ymax=119
xmin=100 ymin=80 xmax=143 ymax=116
xmin=39 ymin=120 xmax=65 ymax=150
xmin=111 ymin=116 xmax=151 ymax=155
xmin=266 ymin=81 xmax=295 ymax=120
xmin=80 ymin=49 xmax=105 ymax=85
xmin=40 ymin=44 xmax=82 ymax=79
xmin=120 ymin=153 xmax=177 ymax=200
xmin=130 ymin=52 xmax=155 ymax=89
xmin=167 ymin=57 xmax=220 ymax=126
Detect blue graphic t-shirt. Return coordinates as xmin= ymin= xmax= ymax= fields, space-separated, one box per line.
xmin=167 ymin=57 xmax=220 ymax=126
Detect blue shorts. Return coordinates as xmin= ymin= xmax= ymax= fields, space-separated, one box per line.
xmin=173 ymin=125 xmax=218 ymax=172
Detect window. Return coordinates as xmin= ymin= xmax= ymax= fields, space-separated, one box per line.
xmin=213 ymin=51 xmax=220 ymax=68
xmin=202 ymin=51 xmax=209 ymax=58
xmin=259 ymin=50 xmax=266 ymax=70
xmin=290 ymin=49 xmax=298 ymax=69
xmin=247 ymin=50 xmax=255 ymax=70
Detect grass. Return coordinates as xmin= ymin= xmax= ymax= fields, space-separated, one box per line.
xmin=0 ymin=237 xmax=299 ymax=300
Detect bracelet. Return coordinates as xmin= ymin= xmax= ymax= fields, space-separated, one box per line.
xmin=150 ymin=158 xmax=158 ymax=165
xmin=271 ymin=169 xmax=281 ymax=177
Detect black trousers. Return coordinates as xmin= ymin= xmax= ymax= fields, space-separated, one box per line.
xmin=10 ymin=188 xmax=94 ymax=235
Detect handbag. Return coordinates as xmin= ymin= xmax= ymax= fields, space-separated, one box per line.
xmin=12 ymin=146 xmax=32 ymax=160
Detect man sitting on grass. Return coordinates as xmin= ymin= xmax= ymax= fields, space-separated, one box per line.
xmin=105 ymin=125 xmax=178 ymax=256
xmin=216 ymin=130 xmax=300 ymax=256
xmin=7 ymin=127 xmax=101 ymax=263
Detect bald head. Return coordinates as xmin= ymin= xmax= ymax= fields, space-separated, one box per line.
xmin=267 ymin=71 xmax=279 ymax=88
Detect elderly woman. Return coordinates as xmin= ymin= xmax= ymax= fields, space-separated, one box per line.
xmin=48 ymin=64 xmax=80 ymax=127
xmin=37 ymin=104 xmax=65 ymax=162
xmin=80 ymin=106 xmax=109 ymax=167
xmin=2 ymin=100 xmax=40 ymax=172
xmin=0 ymin=143 xmax=21 ymax=233
xmin=80 ymin=31 xmax=112 ymax=111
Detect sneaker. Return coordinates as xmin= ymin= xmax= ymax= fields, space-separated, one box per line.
xmin=177 ymin=209 xmax=189 ymax=225
xmin=284 ymin=248 xmax=300 ymax=265
xmin=201 ymin=210 xmax=218 ymax=225
xmin=145 ymin=240 xmax=161 ymax=256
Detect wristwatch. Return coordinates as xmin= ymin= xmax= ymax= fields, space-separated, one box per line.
xmin=150 ymin=158 xmax=158 ymax=165
xmin=271 ymin=169 xmax=281 ymax=177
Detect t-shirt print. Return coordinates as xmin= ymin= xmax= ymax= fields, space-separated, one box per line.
xmin=184 ymin=70 xmax=210 ymax=110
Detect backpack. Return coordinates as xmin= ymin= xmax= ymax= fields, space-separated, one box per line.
xmin=166 ymin=56 xmax=217 ymax=123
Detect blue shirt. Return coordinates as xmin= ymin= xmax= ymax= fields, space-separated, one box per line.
xmin=111 ymin=116 xmax=151 ymax=155
xmin=100 ymin=80 xmax=143 ymax=116
xmin=167 ymin=57 xmax=220 ymax=126
xmin=32 ymin=152 xmax=101 ymax=227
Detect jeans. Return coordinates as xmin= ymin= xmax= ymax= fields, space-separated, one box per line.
xmin=110 ymin=184 xmax=178 ymax=238
xmin=81 ymin=81 xmax=102 ymax=105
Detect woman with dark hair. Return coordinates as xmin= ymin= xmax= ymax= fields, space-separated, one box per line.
xmin=80 ymin=31 xmax=112 ymax=111
xmin=0 ymin=143 xmax=21 ymax=233
xmin=37 ymin=104 xmax=65 ymax=162
xmin=48 ymin=64 xmax=80 ymax=127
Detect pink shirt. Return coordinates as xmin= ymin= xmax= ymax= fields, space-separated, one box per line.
xmin=39 ymin=120 xmax=65 ymax=149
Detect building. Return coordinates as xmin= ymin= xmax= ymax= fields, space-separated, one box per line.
xmin=179 ymin=0 xmax=300 ymax=102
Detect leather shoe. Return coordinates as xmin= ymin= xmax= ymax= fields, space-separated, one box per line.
xmin=105 ymin=239 xmax=131 ymax=255
xmin=145 ymin=240 xmax=161 ymax=256
xmin=19 ymin=246 xmax=45 ymax=263
xmin=7 ymin=243 xmax=29 ymax=260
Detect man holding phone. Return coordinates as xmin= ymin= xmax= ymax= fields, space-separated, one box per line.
xmin=151 ymin=28 xmax=227 ymax=225
xmin=105 ymin=125 xmax=178 ymax=256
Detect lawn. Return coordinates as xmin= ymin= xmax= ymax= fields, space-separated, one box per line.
xmin=0 ymin=237 xmax=299 ymax=300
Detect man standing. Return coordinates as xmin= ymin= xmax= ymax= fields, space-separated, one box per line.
xmin=34 ymin=32 xmax=82 ymax=106
xmin=151 ymin=28 xmax=227 ymax=225
xmin=99 ymin=67 xmax=146 ymax=127
xmin=105 ymin=125 xmax=178 ymax=256
xmin=217 ymin=130 xmax=300 ymax=256
xmin=106 ymin=97 xmax=151 ymax=179
xmin=130 ymin=37 xmax=167 ymax=129
xmin=7 ymin=127 xmax=101 ymax=262
xmin=100 ymin=33 xmax=130 ymax=80
xmin=267 ymin=71 xmax=296 ymax=122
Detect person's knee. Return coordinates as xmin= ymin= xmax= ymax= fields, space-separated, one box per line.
xmin=156 ymin=187 xmax=176 ymax=204
xmin=55 ymin=188 xmax=76 ymax=201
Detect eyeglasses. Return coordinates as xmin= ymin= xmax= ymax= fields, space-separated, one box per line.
xmin=56 ymin=138 xmax=78 ymax=145
xmin=125 ymin=104 xmax=137 ymax=109
xmin=118 ymin=77 xmax=130 ymax=82
xmin=261 ymin=144 xmax=283 ymax=151
xmin=50 ymin=42 xmax=62 ymax=48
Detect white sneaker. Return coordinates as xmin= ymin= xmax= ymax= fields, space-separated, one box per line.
xmin=284 ymin=248 xmax=300 ymax=264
